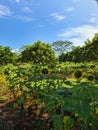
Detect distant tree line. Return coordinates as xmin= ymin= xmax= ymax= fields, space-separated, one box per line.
xmin=0 ymin=33 xmax=98 ymax=65
xmin=59 ymin=33 xmax=98 ymax=63
xmin=0 ymin=41 xmax=57 ymax=65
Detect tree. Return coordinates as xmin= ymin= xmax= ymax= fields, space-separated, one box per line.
xmin=82 ymin=33 xmax=98 ymax=61
xmin=70 ymin=46 xmax=82 ymax=63
xmin=0 ymin=45 xmax=16 ymax=65
xmin=59 ymin=33 xmax=98 ymax=63
xmin=20 ymin=40 xmax=57 ymax=64
xmin=52 ymin=40 xmax=73 ymax=56
xmin=59 ymin=52 xmax=67 ymax=62
xmin=59 ymin=46 xmax=83 ymax=63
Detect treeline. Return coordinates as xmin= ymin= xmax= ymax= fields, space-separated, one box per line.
xmin=59 ymin=33 xmax=98 ymax=63
xmin=0 ymin=33 xmax=98 ymax=65
xmin=0 ymin=41 xmax=56 ymax=65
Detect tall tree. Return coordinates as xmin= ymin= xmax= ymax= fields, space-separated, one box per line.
xmin=20 ymin=40 xmax=57 ymax=64
xmin=52 ymin=40 xmax=73 ymax=56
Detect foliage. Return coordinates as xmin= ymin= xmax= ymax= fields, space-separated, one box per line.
xmin=0 ymin=45 xmax=17 ymax=65
xmin=19 ymin=40 xmax=57 ymax=65
xmin=52 ymin=40 xmax=73 ymax=56
xmin=0 ymin=34 xmax=98 ymax=65
xmin=59 ymin=33 xmax=98 ymax=63
xmin=63 ymin=116 xmax=74 ymax=130
xmin=1 ymin=62 xmax=98 ymax=129
xmin=0 ymin=36 xmax=98 ymax=129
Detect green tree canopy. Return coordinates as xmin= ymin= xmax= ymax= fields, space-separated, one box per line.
xmin=83 ymin=33 xmax=98 ymax=61
xmin=52 ymin=40 xmax=73 ymax=56
xmin=20 ymin=40 xmax=57 ymax=64
xmin=59 ymin=33 xmax=98 ymax=63
xmin=0 ymin=45 xmax=16 ymax=65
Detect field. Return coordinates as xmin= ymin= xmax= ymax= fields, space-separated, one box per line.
xmin=0 ymin=62 xmax=98 ymax=130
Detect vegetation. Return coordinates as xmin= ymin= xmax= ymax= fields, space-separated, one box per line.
xmin=0 ymin=62 xmax=98 ymax=130
xmin=1 ymin=34 xmax=98 ymax=65
xmin=59 ymin=33 xmax=98 ymax=63
xmin=0 ymin=46 xmax=16 ymax=65
xmin=19 ymin=40 xmax=56 ymax=64
xmin=0 ymin=34 xmax=98 ymax=129
xmin=52 ymin=40 xmax=73 ymax=56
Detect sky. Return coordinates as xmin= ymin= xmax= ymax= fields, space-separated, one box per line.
xmin=0 ymin=0 xmax=98 ymax=51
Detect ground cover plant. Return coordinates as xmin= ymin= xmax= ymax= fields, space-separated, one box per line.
xmin=0 ymin=62 xmax=98 ymax=130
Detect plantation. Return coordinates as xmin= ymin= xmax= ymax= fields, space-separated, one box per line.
xmin=0 ymin=62 xmax=98 ymax=130
xmin=0 ymin=35 xmax=98 ymax=130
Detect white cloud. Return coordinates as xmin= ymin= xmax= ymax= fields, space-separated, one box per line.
xmin=66 ymin=7 xmax=75 ymax=12
xmin=0 ymin=4 xmax=12 ymax=18
xmin=50 ymin=13 xmax=65 ymax=21
xmin=89 ymin=17 xmax=96 ymax=23
xmin=9 ymin=0 xmax=21 ymax=3
xmin=58 ymin=25 xmax=98 ymax=46
xmin=15 ymin=0 xmax=21 ymax=3
xmin=11 ymin=48 xmax=20 ymax=54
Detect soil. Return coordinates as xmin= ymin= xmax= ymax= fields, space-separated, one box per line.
xmin=0 ymin=90 xmax=50 ymax=130
xmin=0 ymin=88 xmax=96 ymax=130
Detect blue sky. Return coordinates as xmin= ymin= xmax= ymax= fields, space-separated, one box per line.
xmin=0 ymin=0 xmax=98 ymax=50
